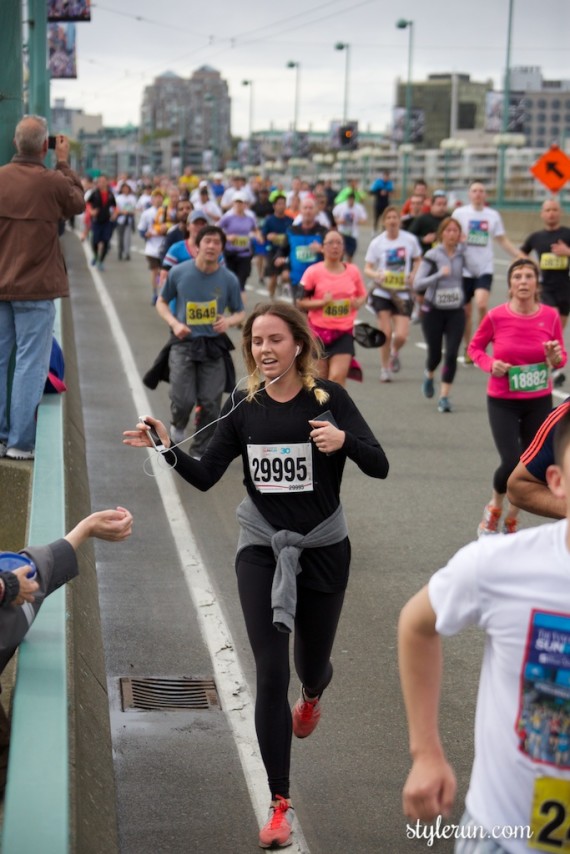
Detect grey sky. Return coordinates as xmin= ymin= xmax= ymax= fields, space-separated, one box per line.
xmin=50 ymin=0 xmax=570 ymax=137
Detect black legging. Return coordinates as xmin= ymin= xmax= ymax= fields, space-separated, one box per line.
xmin=236 ymin=549 xmax=345 ymax=800
xmin=224 ymin=253 xmax=252 ymax=290
xmin=487 ymin=395 xmax=553 ymax=494
xmin=421 ymin=307 xmax=465 ymax=383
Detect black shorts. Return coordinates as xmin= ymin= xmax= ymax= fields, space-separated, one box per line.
xmin=146 ymin=256 xmax=161 ymax=271
xmin=342 ymin=235 xmax=357 ymax=257
xmin=462 ymin=274 xmax=493 ymax=303
xmin=318 ymin=331 xmax=355 ymax=358
xmin=369 ymin=294 xmax=413 ymax=318
xmin=541 ymin=289 xmax=570 ymax=318
xmin=265 ymin=248 xmax=283 ymax=277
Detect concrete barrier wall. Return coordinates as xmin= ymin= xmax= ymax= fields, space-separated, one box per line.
xmin=62 ymin=297 xmax=120 ymax=854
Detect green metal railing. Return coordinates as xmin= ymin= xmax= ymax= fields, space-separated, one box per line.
xmin=2 ymin=303 xmax=68 ymax=854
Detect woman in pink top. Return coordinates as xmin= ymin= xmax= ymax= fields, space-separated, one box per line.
xmin=468 ymin=258 xmax=566 ymax=536
xmin=297 ymin=230 xmax=367 ymax=386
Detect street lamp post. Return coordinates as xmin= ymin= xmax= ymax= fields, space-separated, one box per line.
xmin=242 ymin=79 xmax=254 ymax=166
xmin=396 ymin=19 xmax=414 ymax=203
xmin=497 ymin=0 xmax=515 ymax=207
xmin=204 ymin=92 xmax=219 ymax=171
xmin=334 ymin=42 xmax=350 ymax=124
xmin=334 ymin=42 xmax=350 ymax=185
xmin=286 ymin=61 xmax=301 ymax=160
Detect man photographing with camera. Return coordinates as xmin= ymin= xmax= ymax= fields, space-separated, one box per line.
xmin=0 ymin=115 xmax=84 ymax=461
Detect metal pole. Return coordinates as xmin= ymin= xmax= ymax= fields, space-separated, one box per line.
xmin=249 ymin=84 xmax=254 ymax=165
xmin=0 ymin=0 xmax=24 ymax=165
xmin=450 ymin=72 xmax=458 ymax=138
xmin=498 ymin=0 xmax=514 ymax=206
xmin=402 ymin=24 xmax=414 ymax=203
xmin=405 ymin=25 xmax=413 ymax=146
xmin=294 ymin=64 xmax=300 ymax=135
xmin=28 ymin=0 xmax=50 ymax=120
xmin=293 ymin=64 xmax=300 ymax=160
xmin=343 ymin=46 xmax=350 ymax=124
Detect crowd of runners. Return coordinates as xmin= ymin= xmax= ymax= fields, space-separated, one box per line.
xmin=78 ymin=162 xmax=570 ymax=852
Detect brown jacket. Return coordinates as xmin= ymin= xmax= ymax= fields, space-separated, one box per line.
xmin=0 ymin=156 xmax=85 ymax=301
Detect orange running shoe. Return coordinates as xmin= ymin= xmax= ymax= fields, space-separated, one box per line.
xmin=292 ymin=690 xmax=321 ymax=739
xmin=258 ymin=795 xmax=295 ymax=849
xmin=502 ymin=516 xmax=518 ymax=535
xmin=477 ymin=504 xmax=502 ymax=538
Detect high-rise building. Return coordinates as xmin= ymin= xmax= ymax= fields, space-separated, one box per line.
xmin=509 ymin=66 xmax=570 ymax=149
xmin=394 ymin=73 xmax=493 ymax=149
xmin=140 ymin=66 xmax=231 ymax=170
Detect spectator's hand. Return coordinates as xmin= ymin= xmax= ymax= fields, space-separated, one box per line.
xmin=308 ymin=420 xmax=345 ymax=454
xmin=11 ymin=567 xmax=39 ymax=606
xmin=402 ymin=753 xmax=456 ymax=822
xmin=491 ymin=359 xmax=512 ymax=377
xmin=54 ymin=134 xmax=70 ymax=163
xmin=274 ymin=257 xmax=287 ymax=268
xmin=87 ymin=507 xmax=133 ymax=541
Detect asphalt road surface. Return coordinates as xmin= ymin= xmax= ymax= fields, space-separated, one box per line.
xmin=65 ymin=229 xmax=564 ymax=854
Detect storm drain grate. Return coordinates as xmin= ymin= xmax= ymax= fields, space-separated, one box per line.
xmin=120 ymin=677 xmax=220 ymax=712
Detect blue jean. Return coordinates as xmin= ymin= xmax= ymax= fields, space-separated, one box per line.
xmin=0 ymin=300 xmax=56 ymax=451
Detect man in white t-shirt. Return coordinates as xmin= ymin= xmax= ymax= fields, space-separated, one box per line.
xmin=398 ymin=409 xmax=570 ymax=854
xmin=221 ymin=175 xmax=255 ymax=211
xmin=332 ymin=193 xmax=367 ymax=261
xmin=453 ymin=181 xmax=521 ymax=357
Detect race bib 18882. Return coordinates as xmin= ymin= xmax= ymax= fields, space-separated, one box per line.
xmin=508 ymin=363 xmax=549 ymax=393
xmin=247 ymin=442 xmax=313 ymax=493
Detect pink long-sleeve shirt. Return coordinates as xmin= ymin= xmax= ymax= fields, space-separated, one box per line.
xmin=467 ymin=302 xmax=567 ymax=399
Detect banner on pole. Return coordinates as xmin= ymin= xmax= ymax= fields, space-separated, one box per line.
xmin=48 ymin=23 xmax=77 ymax=78
xmin=48 ymin=0 xmax=91 ymax=22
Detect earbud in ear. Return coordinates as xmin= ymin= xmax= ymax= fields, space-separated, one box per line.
xmin=295 ymin=345 xmax=301 ymax=357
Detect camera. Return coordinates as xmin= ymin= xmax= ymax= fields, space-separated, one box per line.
xmin=48 ymin=135 xmax=57 ymax=150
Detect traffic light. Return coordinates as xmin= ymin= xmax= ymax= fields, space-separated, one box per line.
xmin=339 ymin=122 xmax=358 ymax=150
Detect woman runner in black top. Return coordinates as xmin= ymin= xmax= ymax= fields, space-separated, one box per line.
xmin=123 ymin=301 xmax=389 ymax=849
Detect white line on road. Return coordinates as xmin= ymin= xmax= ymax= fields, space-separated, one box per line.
xmin=80 ymin=242 xmax=310 ymax=853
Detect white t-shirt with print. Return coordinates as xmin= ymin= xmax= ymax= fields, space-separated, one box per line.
xmin=452 ymin=204 xmax=505 ymax=277
xmin=428 ymin=521 xmax=570 ymax=854
xmin=365 ymin=230 xmax=421 ymax=300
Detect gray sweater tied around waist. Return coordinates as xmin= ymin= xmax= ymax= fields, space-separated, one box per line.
xmin=236 ymin=496 xmax=349 ymax=633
